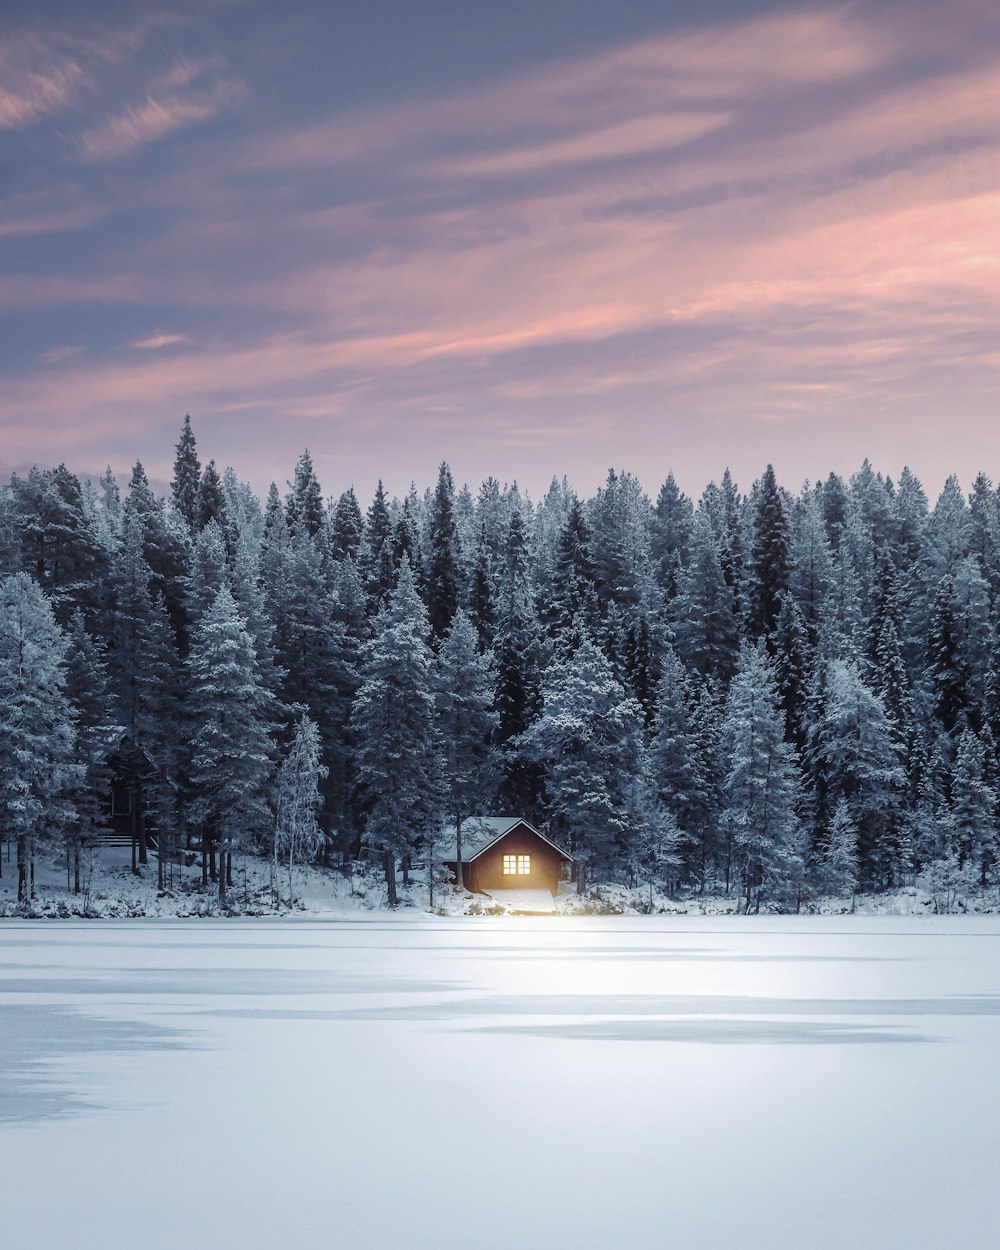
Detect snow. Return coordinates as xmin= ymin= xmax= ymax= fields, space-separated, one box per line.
xmin=484 ymin=887 xmax=557 ymax=913
xmin=2 ymin=917 xmax=999 ymax=1249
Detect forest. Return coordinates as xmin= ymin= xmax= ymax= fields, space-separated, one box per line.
xmin=1 ymin=414 xmax=998 ymax=912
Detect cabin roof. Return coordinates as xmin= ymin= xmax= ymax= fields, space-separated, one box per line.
xmin=440 ymin=815 xmax=574 ymax=864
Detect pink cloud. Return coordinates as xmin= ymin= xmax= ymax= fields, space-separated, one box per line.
xmin=79 ymin=73 xmax=245 ymax=161
xmin=131 ymin=331 xmax=191 ymax=350
xmin=0 ymin=33 xmax=86 ymax=129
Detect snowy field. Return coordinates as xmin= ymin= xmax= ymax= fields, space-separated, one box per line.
xmin=2 ymin=918 xmax=999 ymax=1249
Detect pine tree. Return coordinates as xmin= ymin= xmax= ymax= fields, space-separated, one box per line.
xmin=329 ymin=488 xmax=364 ymax=562
xmin=0 ymin=574 xmax=80 ymax=903
xmin=171 ymin=414 xmax=201 ymax=530
xmin=198 ymin=460 xmax=227 ymax=532
xmin=772 ymin=592 xmax=812 ymax=753
xmin=287 ymin=449 xmax=325 ymax=537
xmin=519 ymin=638 xmax=643 ymax=891
xmin=64 ymin=612 xmax=118 ymax=894
xmin=627 ymin=774 xmax=685 ymax=909
xmin=468 ymin=527 xmax=496 ymax=652
xmin=720 ymin=642 xmax=801 ymax=912
xmin=950 ymin=729 xmax=996 ymax=883
xmin=651 ymin=472 xmax=693 ymax=596
xmin=187 ymin=588 xmax=275 ymax=906
xmin=352 ymin=560 xmax=442 ymax=905
xmin=427 ymin=462 xmax=460 ymax=639
xmin=815 ymin=799 xmax=859 ymax=902
xmin=273 ymin=714 xmax=327 ymax=904
xmin=748 ymin=465 xmax=792 ymax=641
xmin=362 ymin=481 xmax=395 ymax=611
xmin=673 ymin=510 xmax=739 ymax=683
xmin=546 ymin=497 xmax=599 ymax=645
xmin=928 ymin=575 xmax=969 ymax=735
xmin=435 ymin=610 xmax=497 ymax=890
xmin=808 ymin=659 xmax=905 ymax=889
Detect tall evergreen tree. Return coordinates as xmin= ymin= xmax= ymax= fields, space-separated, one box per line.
xmin=0 ymin=574 xmax=80 ymax=903
xmin=287 ymin=449 xmax=325 ymax=537
xmin=748 ymin=465 xmax=792 ymax=641
xmin=187 ymin=588 xmax=275 ymax=906
xmin=352 ymin=561 xmax=442 ymax=905
xmin=427 ymin=462 xmax=460 ymax=639
xmin=519 ymin=638 xmax=643 ymax=891
xmin=273 ymin=714 xmax=327 ymax=904
xmin=720 ymin=642 xmax=801 ymax=912
xmin=435 ymin=610 xmax=497 ymax=889
xmin=171 ymin=414 xmax=201 ymax=530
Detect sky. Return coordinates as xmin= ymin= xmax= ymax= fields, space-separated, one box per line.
xmin=2 ymin=0 xmax=999 ymax=503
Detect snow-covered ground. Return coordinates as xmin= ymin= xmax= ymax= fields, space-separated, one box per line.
xmin=2 ymin=918 xmax=999 ymax=1249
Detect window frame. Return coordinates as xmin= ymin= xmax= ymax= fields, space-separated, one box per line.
xmin=502 ymin=853 xmax=531 ymax=876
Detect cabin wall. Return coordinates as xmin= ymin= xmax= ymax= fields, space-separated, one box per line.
xmin=468 ymin=829 xmax=566 ymax=894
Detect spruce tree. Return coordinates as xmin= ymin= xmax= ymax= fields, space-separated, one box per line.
xmin=273 ymin=714 xmax=327 ymax=904
xmin=287 ymin=449 xmax=325 ymax=537
xmin=187 ymin=588 xmax=275 ymax=905
xmin=171 ymin=414 xmax=201 ymax=530
xmin=64 ymin=612 xmax=118 ymax=894
xmin=720 ymin=642 xmax=801 ymax=912
xmin=748 ymin=464 xmax=792 ymax=641
xmin=198 ymin=460 xmax=227 ymax=532
xmin=0 ymin=574 xmax=80 ymax=903
xmin=427 ymin=462 xmax=460 ymax=639
xmin=352 ymin=560 xmax=442 ymax=905
xmin=808 ymin=659 xmax=905 ymax=889
xmin=435 ymin=610 xmax=497 ymax=889
xmin=519 ymin=638 xmax=643 ymax=891
xmin=329 ymin=488 xmax=364 ymax=562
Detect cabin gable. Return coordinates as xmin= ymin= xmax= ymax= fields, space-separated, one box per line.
xmin=445 ymin=818 xmax=572 ymax=897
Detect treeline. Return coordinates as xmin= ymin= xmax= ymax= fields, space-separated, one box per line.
xmin=2 ymin=415 xmax=999 ymax=910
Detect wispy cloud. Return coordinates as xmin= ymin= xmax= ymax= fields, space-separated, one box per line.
xmin=0 ymin=33 xmax=86 ymax=129
xmin=41 ymin=345 xmax=85 ymax=365
xmin=79 ymin=66 xmax=245 ymax=161
xmin=0 ymin=204 xmax=105 ymax=237
xmin=131 ymin=331 xmax=190 ymax=350
xmin=3 ymin=2 xmax=1000 ymax=497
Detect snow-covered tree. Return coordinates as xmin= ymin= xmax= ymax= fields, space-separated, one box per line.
xmin=435 ymin=610 xmax=497 ymax=890
xmin=0 ymin=574 xmax=81 ymax=903
xmin=519 ymin=638 xmax=643 ymax=891
xmin=353 ymin=560 xmax=442 ymax=905
xmin=187 ymin=588 xmax=275 ymax=905
xmin=720 ymin=643 xmax=801 ymax=912
xmin=273 ymin=715 xmax=327 ymax=905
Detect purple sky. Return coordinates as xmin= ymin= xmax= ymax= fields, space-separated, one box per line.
xmin=2 ymin=0 xmax=999 ymax=502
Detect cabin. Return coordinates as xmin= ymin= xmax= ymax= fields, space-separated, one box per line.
xmin=441 ymin=816 xmax=573 ymax=913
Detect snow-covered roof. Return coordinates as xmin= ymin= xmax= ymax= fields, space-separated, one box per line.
xmin=438 ymin=816 xmax=573 ymax=864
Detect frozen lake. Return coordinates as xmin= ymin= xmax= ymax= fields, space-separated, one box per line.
xmin=2 ymin=917 xmax=999 ymax=1249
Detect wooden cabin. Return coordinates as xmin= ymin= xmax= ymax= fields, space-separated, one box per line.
xmin=442 ymin=816 xmax=573 ymax=912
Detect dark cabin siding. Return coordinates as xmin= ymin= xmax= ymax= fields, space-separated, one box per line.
xmin=466 ymin=825 xmax=568 ymax=894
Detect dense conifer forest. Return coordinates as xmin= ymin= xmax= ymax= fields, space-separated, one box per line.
xmin=2 ymin=415 xmax=998 ymax=911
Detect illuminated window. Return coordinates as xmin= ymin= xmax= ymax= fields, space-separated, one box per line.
xmin=502 ymin=854 xmax=531 ymax=876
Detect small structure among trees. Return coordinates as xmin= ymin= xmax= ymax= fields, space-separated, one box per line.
xmin=441 ymin=816 xmax=573 ymax=912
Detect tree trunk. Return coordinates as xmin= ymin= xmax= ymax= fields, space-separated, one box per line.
xmin=402 ymin=855 xmax=410 ymax=888
xmin=137 ymin=783 xmax=148 ymax=866
xmin=455 ymin=816 xmax=464 ymax=890
xmin=385 ymin=850 xmax=398 ymax=906
xmin=218 ymin=840 xmax=227 ymax=907
xmin=131 ymin=791 xmax=138 ymax=874
xmin=17 ymin=835 xmax=28 ymax=904
xmin=74 ymin=843 xmax=81 ymax=895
